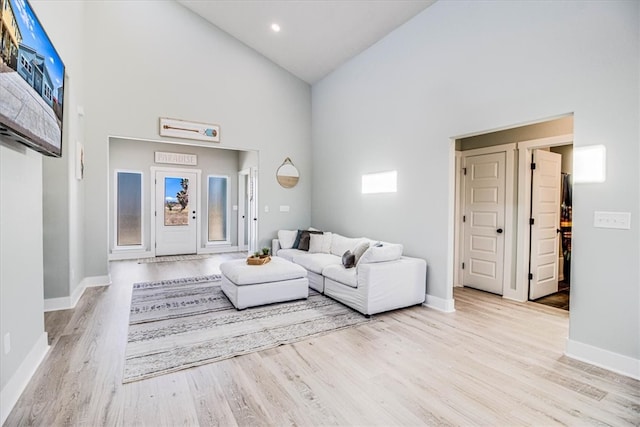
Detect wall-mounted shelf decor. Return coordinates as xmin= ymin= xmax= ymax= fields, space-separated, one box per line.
xmin=159 ymin=117 xmax=220 ymax=143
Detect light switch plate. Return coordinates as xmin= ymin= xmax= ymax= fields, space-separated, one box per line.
xmin=279 ymin=205 xmax=290 ymax=212
xmin=594 ymin=211 xmax=631 ymax=229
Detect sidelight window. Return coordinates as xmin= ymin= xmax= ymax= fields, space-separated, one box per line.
xmin=115 ymin=171 xmax=143 ymax=247
xmin=207 ymin=175 xmax=228 ymax=243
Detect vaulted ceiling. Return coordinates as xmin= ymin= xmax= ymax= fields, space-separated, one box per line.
xmin=177 ymin=0 xmax=436 ymax=84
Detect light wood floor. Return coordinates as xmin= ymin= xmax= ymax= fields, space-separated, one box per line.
xmin=5 ymin=254 xmax=639 ymax=426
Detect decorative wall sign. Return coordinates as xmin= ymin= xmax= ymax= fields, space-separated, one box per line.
xmin=154 ymin=151 xmax=198 ymax=166
xmin=159 ymin=117 xmax=220 ymax=143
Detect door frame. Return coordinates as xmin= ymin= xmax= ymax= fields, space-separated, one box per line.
xmin=248 ymin=166 xmax=259 ymax=254
xmin=515 ymin=134 xmax=573 ymax=301
xmin=150 ymin=166 xmax=202 ymax=257
xmin=456 ymin=143 xmax=516 ymax=296
xmin=237 ymin=169 xmax=249 ymax=252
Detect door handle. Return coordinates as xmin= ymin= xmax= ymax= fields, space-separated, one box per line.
xmin=497 ymin=228 xmax=503 ymax=234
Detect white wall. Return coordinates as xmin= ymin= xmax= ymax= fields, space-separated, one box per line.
xmin=0 ymin=140 xmax=47 ymax=416
xmin=312 ymin=0 xmax=639 ymax=369
xmin=81 ymin=1 xmax=311 ymax=279
xmin=33 ymin=0 xmax=86 ymax=300
xmin=109 ymin=138 xmax=245 ymax=251
xmin=1 ymin=1 xmax=85 ymax=419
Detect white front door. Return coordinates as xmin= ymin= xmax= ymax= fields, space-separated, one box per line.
xmin=155 ymin=170 xmax=198 ymax=256
xmin=462 ymin=152 xmax=506 ymax=295
xmin=529 ymin=150 xmax=561 ymax=300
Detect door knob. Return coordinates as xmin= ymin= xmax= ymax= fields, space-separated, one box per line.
xmin=497 ymin=228 xmax=503 ymax=234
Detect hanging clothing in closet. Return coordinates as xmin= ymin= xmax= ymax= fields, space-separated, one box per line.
xmin=560 ymin=173 xmax=572 ymax=283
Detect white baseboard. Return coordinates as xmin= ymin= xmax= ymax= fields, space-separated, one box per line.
xmin=44 ymin=274 xmax=112 ymax=312
xmin=423 ymin=293 xmax=456 ymax=313
xmin=1 ymin=332 xmax=49 ymax=425
xmin=565 ymin=339 xmax=640 ymax=380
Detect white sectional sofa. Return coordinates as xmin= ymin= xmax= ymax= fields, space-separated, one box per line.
xmin=272 ymin=229 xmax=427 ymax=316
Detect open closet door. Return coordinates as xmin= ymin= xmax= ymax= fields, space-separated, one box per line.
xmin=529 ymin=150 xmax=561 ymax=300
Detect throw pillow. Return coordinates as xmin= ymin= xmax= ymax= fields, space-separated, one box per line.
xmin=320 ymin=232 xmax=332 ymax=253
xmin=358 ymin=243 xmax=403 ymax=264
xmin=308 ymin=233 xmax=324 ymax=253
xmin=342 ymin=250 xmax=356 ymax=268
xmin=298 ymin=230 xmax=323 ymax=251
xmin=331 ymin=234 xmax=366 ymax=257
xmin=292 ymin=230 xmax=305 ymax=249
xmin=353 ymin=241 xmax=370 ymax=265
xmin=277 ymin=229 xmax=298 ymax=250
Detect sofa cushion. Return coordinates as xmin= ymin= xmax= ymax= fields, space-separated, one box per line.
xmin=309 ymin=232 xmax=332 ymax=254
xmin=276 ymin=248 xmax=306 ymax=262
xmin=293 ymin=230 xmax=304 ymax=248
xmin=309 ymin=233 xmax=323 ymax=253
xmin=298 ymin=230 xmax=323 ymax=251
xmin=331 ymin=234 xmax=366 ymax=257
xmin=342 ymin=250 xmax=355 ymax=268
xmin=358 ymin=243 xmax=403 ymax=264
xmin=353 ymin=241 xmax=370 ymax=264
xmin=323 ymin=264 xmax=357 ymax=288
xmin=277 ymin=230 xmax=298 ymax=250
xmin=292 ymin=253 xmax=342 ymax=274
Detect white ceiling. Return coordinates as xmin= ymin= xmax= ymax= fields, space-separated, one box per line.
xmin=177 ymin=0 xmax=436 ymax=84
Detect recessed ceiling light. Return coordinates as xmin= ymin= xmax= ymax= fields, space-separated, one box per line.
xmin=271 ymin=23 xmax=281 ymax=33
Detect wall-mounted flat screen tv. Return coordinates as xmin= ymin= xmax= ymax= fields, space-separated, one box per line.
xmin=0 ymin=0 xmax=65 ymax=157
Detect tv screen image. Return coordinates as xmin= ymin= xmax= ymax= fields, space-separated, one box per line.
xmin=0 ymin=0 xmax=65 ymax=157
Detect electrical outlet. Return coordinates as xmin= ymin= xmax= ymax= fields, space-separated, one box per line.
xmin=279 ymin=205 xmax=290 ymax=212
xmin=4 ymin=333 xmax=10 ymax=355
xmin=264 ymin=205 xmax=269 ymax=213
xmin=594 ymin=211 xmax=631 ymax=230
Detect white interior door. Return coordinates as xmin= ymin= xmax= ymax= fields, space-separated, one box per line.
xmin=529 ymin=150 xmax=561 ymax=299
xmin=462 ymin=152 xmax=506 ymax=295
xmin=155 ymin=170 xmax=198 ymax=256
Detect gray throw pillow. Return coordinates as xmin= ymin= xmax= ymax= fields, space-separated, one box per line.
xmin=342 ymin=250 xmax=356 ymax=268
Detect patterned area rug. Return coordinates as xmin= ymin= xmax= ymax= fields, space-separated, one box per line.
xmin=124 ymin=275 xmax=371 ymax=383
xmin=137 ymin=254 xmax=217 ymax=264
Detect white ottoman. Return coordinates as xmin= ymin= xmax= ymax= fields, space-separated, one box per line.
xmin=220 ymin=257 xmax=309 ymax=309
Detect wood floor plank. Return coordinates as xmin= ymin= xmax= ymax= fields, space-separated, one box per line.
xmin=4 ymin=254 xmax=639 ymax=426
